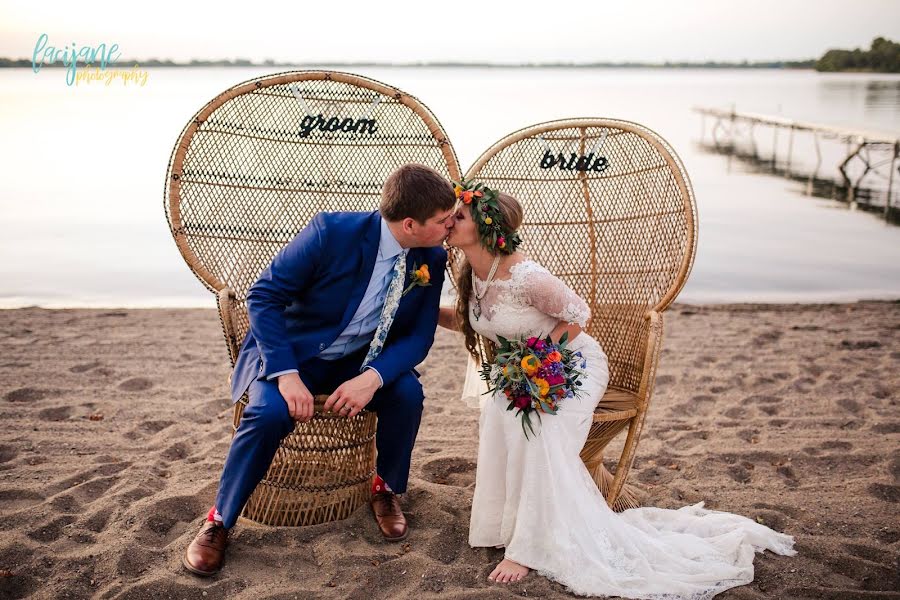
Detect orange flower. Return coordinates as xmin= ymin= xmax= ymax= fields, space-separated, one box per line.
xmin=474 ymin=190 xmax=484 ymax=198
xmin=402 ymin=262 xmax=432 ymax=296
xmin=461 ymin=190 xmax=474 ymax=204
xmin=533 ymin=377 xmax=550 ymax=397
xmin=547 ymin=350 xmax=562 ymax=363
xmin=416 ymin=264 xmax=430 ymax=283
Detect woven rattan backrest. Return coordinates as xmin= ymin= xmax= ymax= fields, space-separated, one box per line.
xmin=164 ymin=71 xmax=461 ymax=352
xmin=461 ymin=119 xmax=697 ymax=393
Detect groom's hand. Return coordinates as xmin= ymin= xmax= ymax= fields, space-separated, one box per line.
xmin=277 ymin=372 xmax=315 ymax=422
xmin=324 ymin=370 xmax=381 ymax=418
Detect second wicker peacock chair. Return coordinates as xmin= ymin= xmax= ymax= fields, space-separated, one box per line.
xmin=164 ymin=70 xmax=461 ymax=526
xmin=453 ymin=118 xmax=698 ymax=511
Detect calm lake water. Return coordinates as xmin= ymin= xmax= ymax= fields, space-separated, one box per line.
xmin=1 ymin=66 xmax=899 ymax=307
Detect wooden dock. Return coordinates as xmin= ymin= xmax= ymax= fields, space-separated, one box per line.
xmin=693 ymin=106 xmax=900 ymax=222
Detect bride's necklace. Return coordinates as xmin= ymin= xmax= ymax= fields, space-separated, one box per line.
xmin=471 ymin=255 xmax=502 ymax=321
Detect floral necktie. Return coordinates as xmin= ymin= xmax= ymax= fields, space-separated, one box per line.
xmin=360 ymin=248 xmax=408 ymax=370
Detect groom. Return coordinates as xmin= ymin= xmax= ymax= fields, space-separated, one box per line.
xmin=183 ymin=163 xmax=458 ymax=576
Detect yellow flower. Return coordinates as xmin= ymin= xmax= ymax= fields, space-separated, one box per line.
xmin=454 ymin=184 xmax=463 ymax=197
xmin=533 ymin=377 xmax=550 ymax=397
xmin=521 ymin=354 xmax=540 ymax=376
xmin=484 ymin=217 xmax=492 ymax=225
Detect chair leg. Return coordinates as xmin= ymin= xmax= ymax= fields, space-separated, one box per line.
xmin=606 ymin=418 xmax=647 ymax=511
xmin=585 ymin=451 xmax=642 ymax=512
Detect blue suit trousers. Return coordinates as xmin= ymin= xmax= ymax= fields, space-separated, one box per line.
xmin=214 ymin=344 xmax=424 ymax=528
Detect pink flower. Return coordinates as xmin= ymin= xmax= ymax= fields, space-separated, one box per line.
xmin=514 ymin=395 xmax=530 ymax=410
xmin=526 ymin=337 xmax=540 ymax=349
xmin=547 ymin=374 xmax=565 ymax=386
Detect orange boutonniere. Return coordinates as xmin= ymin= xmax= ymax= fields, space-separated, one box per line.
xmin=402 ymin=263 xmax=431 ymax=296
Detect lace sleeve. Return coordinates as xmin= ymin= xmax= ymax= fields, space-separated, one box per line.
xmin=520 ymin=263 xmax=592 ymax=327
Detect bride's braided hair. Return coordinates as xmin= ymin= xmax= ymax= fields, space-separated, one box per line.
xmin=453 ymin=187 xmax=525 ymax=362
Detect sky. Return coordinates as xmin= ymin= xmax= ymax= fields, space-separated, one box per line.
xmin=3 ymin=0 xmax=900 ymax=64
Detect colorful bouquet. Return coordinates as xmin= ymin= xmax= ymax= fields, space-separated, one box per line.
xmin=480 ymin=332 xmax=588 ymax=438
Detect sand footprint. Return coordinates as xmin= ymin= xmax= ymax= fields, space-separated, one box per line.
xmin=722 ymin=406 xmax=746 ymax=419
xmin=116 ymin=544 xmax=164 ymax=579
xmin=425 ymin=525 xmax=467 ymax=564
xmin=0 ymin=489 xmax=44 ymax=512
xmin=0 ymin=444 xmax=18 ymax=464
xmin=867 ymin=482 xmax=899 ymax=503
xmin=81 ymin=506 xmax=114 ymax=533
xmin=27 ymin=515 xmax=77 ymax=542
xmin=727 ymin=462 xmax=753 ymax=484
xmin=49 ymin=494 xmax=81 ymax=514
xmin=820 ymin=440 xmax=852 ymax=451
xmin=48 ymin=470 xmax=121 ymax=505
xmin=161 ymin=442 xmax=190 ymax=462
xmin=118 ymin=377 xmax=155 ymax=392
xmin=37 ymin=406 xmax=72 ymax=421
xmin=135 ymin=495 xmax=206 ymax=548
xmin=3 ymin=387 xmax=53 ymax=402
xmin=421 ymin=457 xmax=476 ymax=488
xmin=775 ymin=464 xmax=799 ymax=487
xmin=836 ymin=398 xmax=863 ymax=413
xmin=671 ymin=429 xmax=710 ymax=451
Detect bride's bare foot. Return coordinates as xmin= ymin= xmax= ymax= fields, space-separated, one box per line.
xmin=488 ymin=557 xmax=529 ymax=583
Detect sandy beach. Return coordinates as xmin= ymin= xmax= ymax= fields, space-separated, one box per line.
xmin=0 ymin=301 xmax=897 ymax=599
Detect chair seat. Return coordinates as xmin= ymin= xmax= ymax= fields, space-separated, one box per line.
xmin=593 ymin=387 xmax=639 ymax=422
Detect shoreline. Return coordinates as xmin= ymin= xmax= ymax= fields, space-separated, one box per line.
xmin=1 ymin=297 xmax=899 ymax=311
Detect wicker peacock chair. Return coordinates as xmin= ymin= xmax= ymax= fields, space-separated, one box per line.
xmin=454 ymin=118 xmax=698 ymax=511
xmin=164 ymin=70 xmax=461 ymax=526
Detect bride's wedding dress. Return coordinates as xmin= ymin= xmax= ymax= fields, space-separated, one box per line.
xmin=462 ymin=259 xmax=796 ymax=600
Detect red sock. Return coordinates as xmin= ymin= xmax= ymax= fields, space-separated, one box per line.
xmin=372 ymin=473 xmax=393 ymax=495
xmin=207 ymin=506 xmax=223 ymax=523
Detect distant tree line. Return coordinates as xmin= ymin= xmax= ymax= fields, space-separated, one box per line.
xmin=2 ymin=37 xmax=897 ymax=71
xmin=816 ymin=37 xmax=900 ymax=72
xmin=0 ymin=58 xmax=821 ymax=69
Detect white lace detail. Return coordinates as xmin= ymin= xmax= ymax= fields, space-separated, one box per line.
xmin=471 ymin=259 xmax=591 ymax=342
xmin=465 ymin=258 xmax=797 ymax=599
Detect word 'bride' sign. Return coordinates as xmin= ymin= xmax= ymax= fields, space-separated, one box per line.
xmin=289 ymin=83 xmax=380 ymax=138
xmin=538 ymin=131 xmax=610 ymax=173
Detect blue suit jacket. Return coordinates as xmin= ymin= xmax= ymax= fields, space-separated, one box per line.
xmin=229 ymin=210 xmax=448 ymax=404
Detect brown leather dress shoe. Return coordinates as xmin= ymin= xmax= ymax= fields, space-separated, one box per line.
xmin=182 ymin=520 xmax=228 ymax=576
xmin=370 ymin=491 xmax=408 ymax=542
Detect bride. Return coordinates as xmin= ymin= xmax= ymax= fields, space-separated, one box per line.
xmin=437 ymin=181 xmax=796 ymax=599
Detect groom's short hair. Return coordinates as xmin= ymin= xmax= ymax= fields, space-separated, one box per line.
xmin=380 ymin=163 xmax=456 ymax=224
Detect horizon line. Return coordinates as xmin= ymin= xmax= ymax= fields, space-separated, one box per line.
xmin=4 ymin=57 xmax=820 ymax=69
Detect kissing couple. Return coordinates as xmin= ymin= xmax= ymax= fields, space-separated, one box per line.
xmin=183 ymin=163 xmax=796 ymax=599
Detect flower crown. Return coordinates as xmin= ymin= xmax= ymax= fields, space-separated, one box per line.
xmin=453 ymin=179 xmax=522 ymax=255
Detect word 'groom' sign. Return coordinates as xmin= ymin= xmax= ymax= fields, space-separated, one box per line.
xmin=290 ymin=83 xmax=380 ymax=138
